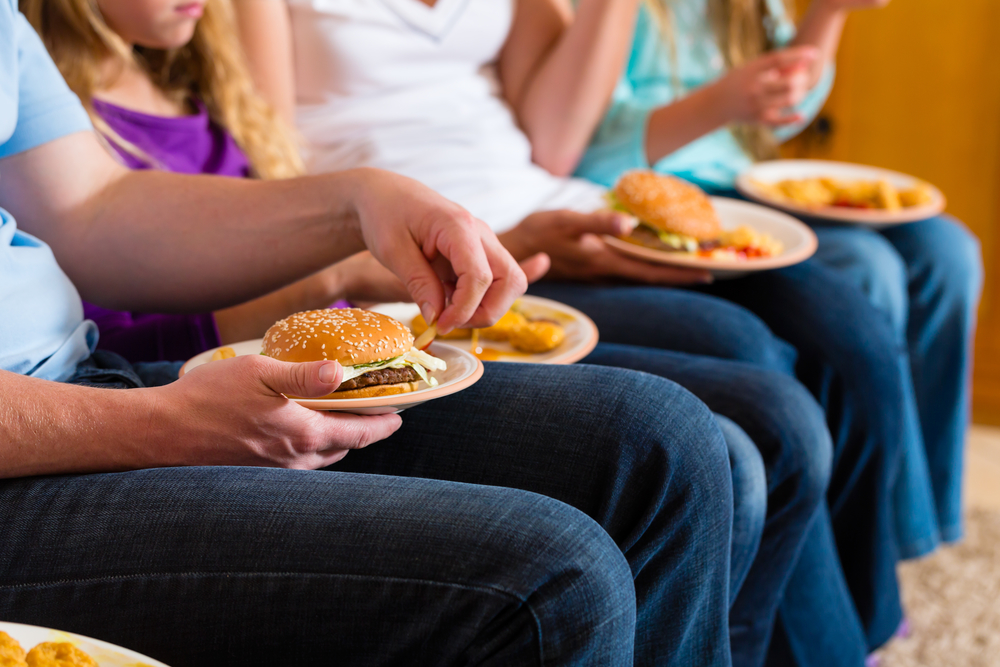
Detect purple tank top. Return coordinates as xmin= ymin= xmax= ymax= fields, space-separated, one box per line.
xmin=84 ymin=99 xmax=244 ymax=363
xmin=92 ymin=98 xmax=251 ymax=177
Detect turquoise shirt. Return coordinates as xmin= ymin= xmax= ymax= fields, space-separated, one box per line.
xmin=1 ymin=0 xmax=97 ymax=380
xmin=574 ymin=0 xmax=833 ymax=189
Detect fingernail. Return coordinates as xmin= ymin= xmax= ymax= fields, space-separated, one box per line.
xmin=318 ymin=362 xmax=339 ymax=384
xmin=420 ymin=302 xmax=436 ymax=325
xmin=616 ymin=214 xmax=639 ymax=234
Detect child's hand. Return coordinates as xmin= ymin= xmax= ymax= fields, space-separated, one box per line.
xmin=713 ymin=46 xmax=819 ymax=127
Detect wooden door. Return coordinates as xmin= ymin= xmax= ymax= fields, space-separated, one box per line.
xmin=784 ymin=0 xmax=1000 ymax=424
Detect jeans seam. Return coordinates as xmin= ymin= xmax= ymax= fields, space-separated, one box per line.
xmin=1 ymin=570 xmax=530 ymax=602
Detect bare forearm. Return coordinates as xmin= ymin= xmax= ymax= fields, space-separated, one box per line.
xmin=0 ymin=135 xmax=371 ymax=313
xmin=0 ymin=372 xmax=164 ymax=478
xmin=645 ymin=83 xmax=733 ymax=165
xmin=792 ymin=1 xmax=847 ymax=84
xmin=518 ymin=0 xmax=641 ymax=176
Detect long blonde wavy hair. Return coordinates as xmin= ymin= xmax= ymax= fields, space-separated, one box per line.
xmin=645 ymin=0 xmax=796 ymax=160
xmin=20 ymin=0 xmax=303 ymax=179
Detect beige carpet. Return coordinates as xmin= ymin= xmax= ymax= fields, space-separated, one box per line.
xmin=875 ymin=508 xmax=1000 ymax=666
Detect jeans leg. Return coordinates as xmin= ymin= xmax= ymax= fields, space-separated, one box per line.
xmin=700 ymin=259 xmax=905 ymax=648
xmin=528 ymin=282 xmax=798 ymax=374
xmin=583 ymin=344 xmax=829 ymax=667
xmin=767 ymin=507 xmax=869 ymax=667
xmin=812 ymin=225 xmax=941 ymax=559
xmin=882 ymin=216 xmax=984 ymax=542
xmin=334 ymin=362 xmax=734 ymax=667
xmin=0 ymin=468 xmax=635 ymax=667
xmin=716 ymin=414 xmax=768 ymax=604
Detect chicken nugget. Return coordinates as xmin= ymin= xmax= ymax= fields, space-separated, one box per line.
xmin=508 ymin=321 xmax=566 ymax=354
xmin=480 ymin=310 xmax=527 ymax=342
xmin=0 ymin=632 xmax=26 ymax=667
xmin=25 ymin=643 xmax=96 ymax=667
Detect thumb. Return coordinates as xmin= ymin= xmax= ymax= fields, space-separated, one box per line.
xmin=261 ymin=359 xmax=344 ymax=399
xmin=560 ymin=209 xmax=638 ymax=237
xmin=520 ymin=252 xmax=551 ymax=284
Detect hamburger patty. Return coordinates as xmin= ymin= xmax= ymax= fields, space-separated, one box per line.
xmin=337 ymin=366 xmax=421 ymax=391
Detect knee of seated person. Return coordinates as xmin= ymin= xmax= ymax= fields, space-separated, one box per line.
xmin=717 ymin=416 xmax=767 ymax=530
xmin=920 ymin=216 xmax=984 ymax=303
xmin=516 ymin=495 xmax=636 ymax=626
xmin=851 ymin=233 xmax=908 ymax=336
xmin=710 ymin=303 xmax=798 ymax=374
xmin=600 ymin=369 xmax=734 ymax=528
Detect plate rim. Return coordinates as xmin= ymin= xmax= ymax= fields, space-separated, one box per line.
xmin=180 ymin=340 xmax=484 ymax=410
xmin=0 ymin=621 xmax=171 ymax=666
xmin=603 ymin=196 xmax=818 ymax=271
xmin=735 ymin=158 xmax=946 ymax=225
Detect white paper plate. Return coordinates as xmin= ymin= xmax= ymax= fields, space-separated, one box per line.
xmin=736 ymin=159 xmax=945 ymax=227
xmin=603 ymin=196 xmax=817 ymax=279
xmin=0 ymin=621 xmax=170 ymax=667
xmin=369 ymin=295 xmax=599 ymax=365
xmin=180 ymin=340 xmax=482 ymax=415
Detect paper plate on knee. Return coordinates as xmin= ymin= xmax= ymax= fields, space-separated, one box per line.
xmin=0 ymin=621 xmax=171 ymax=667
xmin=603 ymin=197 xmax=817 ymax=279
xmin=369 ymin=295 xmax=599 ymax=365
xmin=180 ymin=340 xmax=482 ymax=415
xmin=736 ymin=160 xmax=945 ymax=228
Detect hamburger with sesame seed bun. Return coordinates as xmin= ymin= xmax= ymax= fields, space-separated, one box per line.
xmin=607 ymin=170 xmax=783 ymax=260
xmin=262 ymin=308 xmax=447 ymax=399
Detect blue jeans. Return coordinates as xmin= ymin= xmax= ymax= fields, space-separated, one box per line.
xmin=581 ymin=343 xmax=829 ymax=667
xmin=767 ymin=508 xmax=869 ymax=667
xmin=531 ymin=274 xmax=904 ymax=653
xmin=3 ymin=354 xmax=735 ymax=667
xmin=534 ymin=280 xmax=832 ymax=667
xmin=716 ymin=414 xmax=767 ymax=603
xmin=813 ymin=217 xmax=983 ymax=548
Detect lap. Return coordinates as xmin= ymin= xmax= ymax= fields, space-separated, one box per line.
xmin=529 ymin=282 xmax=797 ymax=374
xmin=0 ymin=466 xmax=630 ymax=666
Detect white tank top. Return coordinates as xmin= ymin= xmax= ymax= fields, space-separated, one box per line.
xmin=287 ymin=0 xmax=606 ymax=232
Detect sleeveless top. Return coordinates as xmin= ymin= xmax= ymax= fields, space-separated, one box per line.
xmin=287 ymin=0 xmax=605 ymax=232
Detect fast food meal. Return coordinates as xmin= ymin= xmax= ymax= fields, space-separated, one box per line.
xmin=411 ymin=302 xmax=566 ymax=355
xmin=262 ymin=308 xmax=446 ymax=398
xmin=0 ymin=634 xmax=98 ymax=667
xmin=0 ymin=632 xmax=26 ymax=667
xmin=608 ymin=171 xmax=783 ymax=260
xmin=26 ymin=643 xmax=97 ymax=667
xmin=750 ymin=177 xmax=934 ymax=211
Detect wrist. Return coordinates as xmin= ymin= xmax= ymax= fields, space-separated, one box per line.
xmin=325 ymin=168 xmax=372 ymax=252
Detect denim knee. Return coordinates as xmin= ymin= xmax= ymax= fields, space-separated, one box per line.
xmin=900 ymin=216 xmax=984 ymax=310
xmin=596 ymin=368 xmax=735 ymax=541
xmin=766 ymin=374 xmax=833 ymax=511
xmin=514 ymin=494 xmax=638 ymax=657
xmin=813 ymin=227 xmax=908 ymax=339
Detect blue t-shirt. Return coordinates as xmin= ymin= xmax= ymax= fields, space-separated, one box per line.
xmin=574 ymin=0 xmax=833 ymax=190
xmin=0 ymin=0 xmax=97 ymax=380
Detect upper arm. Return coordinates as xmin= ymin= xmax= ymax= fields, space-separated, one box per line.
xmin=497 ymin=0 xmax=572 ymax=113
xmin=0 ymin=131 xmax=127 ymax=241
xmin=233 ymin=0 xmax=297 ymax=125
